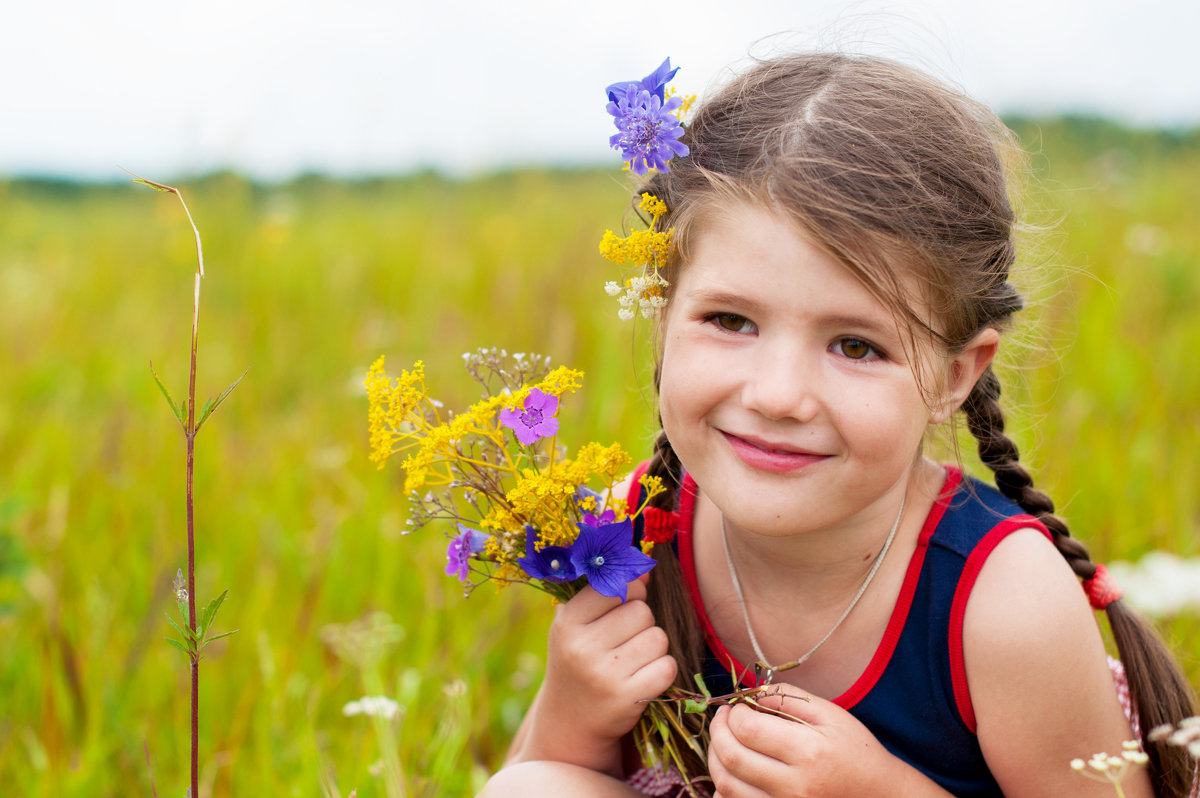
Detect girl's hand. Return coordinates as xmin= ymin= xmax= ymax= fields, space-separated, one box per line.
xmin=517 ymin=574 xmax=678 ymax=775
xmin=708 ymin=690 xmax=951 ymax=798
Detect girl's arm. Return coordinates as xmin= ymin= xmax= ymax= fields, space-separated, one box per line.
xmin=965 ymin=528 xmax=1153 ymax=797
xmin=504 ymin=575 xmax=678 ymax=778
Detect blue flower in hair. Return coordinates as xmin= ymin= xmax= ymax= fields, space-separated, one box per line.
xmin=607 ymin=86 xmax=688 ymax=175
xmin=605 ymin=57 xmax=679 ymax=104
xmin=605 ymin=58 xmax=690 ymax=175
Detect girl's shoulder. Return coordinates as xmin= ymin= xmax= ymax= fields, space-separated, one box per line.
xmin=959 ymin=525 xmax=1149 ymax=794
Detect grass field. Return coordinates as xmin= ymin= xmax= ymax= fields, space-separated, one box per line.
xmin=1 ymin=117 xmax=1198 ymax=796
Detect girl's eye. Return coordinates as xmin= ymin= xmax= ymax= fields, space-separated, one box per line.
xmin=835 ymin=338 xmax=879 ymax=360
xmin=710 ymin=314 xmax=756 ymax=334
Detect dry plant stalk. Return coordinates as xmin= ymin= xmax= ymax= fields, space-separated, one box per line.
xmin=127 ymin=169 xmax=246 ymax=797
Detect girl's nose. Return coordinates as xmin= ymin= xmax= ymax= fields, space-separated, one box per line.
xmin=740 ymin=346 xmax=821 ymax=423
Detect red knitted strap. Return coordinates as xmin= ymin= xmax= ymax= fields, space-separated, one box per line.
xmin=641 ymin=506 xmax=680 ymax=545
xmin=1083 ymin=563 xmax=1124 ymax=610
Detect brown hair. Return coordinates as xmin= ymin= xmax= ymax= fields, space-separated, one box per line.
xmin=633 ymin=52 xmax=1197 ymax=796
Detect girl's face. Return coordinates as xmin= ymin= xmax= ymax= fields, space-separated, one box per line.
xmin=658 ymin=202 xmax=962 ymax=537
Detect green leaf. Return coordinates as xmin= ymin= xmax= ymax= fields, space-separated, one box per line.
xmin=165 ymin=611 xmax=197 ymax=645
xmin=165 ymin=637 xmax=191 ymax=656
xmin=195 ymin=366 xmax=249 ymax=432
xmin=202 ymin=629 xmax=238 ymax=646
xmin=683 ymin=698 xmax=709 ymax=714
xmin=692 ymin=672 xmax=711 ymax=699
xmin=149 ymin=362 xmax=185 ymax=427
xmin=683 ymin=730 xmax=706 ymax=757
xmin=196 ymin=397 xmax=216 ymax=428
xmin=653 ymin=712 xmax=670 ymax=743
xmin=132 ymin=178 xmax=172 ymax=193
xmin=200 ymin=590 xmax=227 ymax=634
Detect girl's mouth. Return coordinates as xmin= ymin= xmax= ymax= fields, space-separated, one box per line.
xmin=720 ymin=431 xmax=829 ymax=473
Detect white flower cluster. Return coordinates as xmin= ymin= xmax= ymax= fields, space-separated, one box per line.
xmin=342 ymin=695 xmax=402 ymax=720
xmin=605 ymin=273 xmax=669 ymax=321
xmin=1107 ymin=552 xmax=1200 ymax=616
xmin=1149 ymin=716 xmax=1200 ymax=758
xmin=1070 ymin=740 xmax=1150 ymax=789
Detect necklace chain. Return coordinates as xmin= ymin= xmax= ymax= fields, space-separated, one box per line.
xmin=720 ymin=495 xmax=906 ymax=682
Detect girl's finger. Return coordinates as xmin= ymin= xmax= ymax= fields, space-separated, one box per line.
xmin=750 ymin=688 xmax=831 ymax=726
xmin=715 ymin=696 xmax=820 ymax=768
xmin=557 ymin=573 xmax=650 ymax=626
xmin=556 ymin=585 xmax=624 ymax=625
xmin=628 ymin=652 xmax=677 ymax=698
xmin=625 ymin=572 xmax=650 ymax=602
xmin=710 ymin=705 xmax=790 ymax=792
xmin=709 ymin=738 xmax=779 ymax=798
xmin=611 ymin=619 xmax=669 ymax=666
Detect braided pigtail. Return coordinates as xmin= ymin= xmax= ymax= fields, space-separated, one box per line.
xmin=963 ymin=367 xmax=1198 ymax=797
xmin=640 ymin=427 xmax=708 ymax=777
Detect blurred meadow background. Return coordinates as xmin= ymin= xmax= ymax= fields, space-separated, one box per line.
xmin=4 ymin=1 xmax=1200 ymax=793
xmin=1 ymin=115 xmax=1198 ymax=796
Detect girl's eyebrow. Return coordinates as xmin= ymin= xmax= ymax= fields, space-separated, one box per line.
xmin=683 ymin=288 xmax=767 ymax=315
xmin=817 ymin=313 xmax=896 ymax=338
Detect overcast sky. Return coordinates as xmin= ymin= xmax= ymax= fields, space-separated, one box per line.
xmin=3 ymin=0 xmax=1197 ymax=181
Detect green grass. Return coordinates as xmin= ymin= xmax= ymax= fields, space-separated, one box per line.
xmin=1 ymin=120 xmax=1197 ymax=795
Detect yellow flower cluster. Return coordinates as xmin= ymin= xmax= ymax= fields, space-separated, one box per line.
xmin=666 ymin=87 xmax=697 ymax=121
xmin=366 ymin=357 xmax=584 ymax=495
xmin=365 ymin=357 xmax=433 ymax=468
xmin=598 ymin=192 xmax=673 ymax=274
xmin=367 ymin=353 xmax=650 ymax=594
xmin=483 ymin=441 xmax=632 ymax=549
xmin=501 ymin=366 xmax=584 ymax=411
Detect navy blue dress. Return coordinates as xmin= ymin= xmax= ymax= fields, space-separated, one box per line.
xmin=628 ymin=465 xmax=1049 ymax=797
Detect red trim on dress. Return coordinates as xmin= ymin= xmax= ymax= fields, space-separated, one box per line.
xmin=947 ymin=516 xmax=1051 ymax=733
xmin=677 ymin=467 xmax=961 ymax=708
xmin=837 ymin=467 xmax=960 ymax=708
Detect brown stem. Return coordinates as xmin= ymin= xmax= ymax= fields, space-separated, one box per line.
xmin=128 ymin=169 xmax=207 ymax=798
xmin=184 ymin=267 xmax=199 ymax=796
xmin=187 ymin=268 xmax=200 ymax=798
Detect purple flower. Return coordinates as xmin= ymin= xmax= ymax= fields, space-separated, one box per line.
xmin=569 ymin=517 xmax=656 ymax=601
xmin=445 ymin=525 xmax=489 ymax=583
xmin=605 ymin=57 xmax=680 ymax=105
xmin=607 ymin=85 xmax=689 ymax=175
xmin=518 ymin=526 xmax=580 ymax=583
xmin=583 ymin=508 xmax=616 ymax=526
xmin=499 ymin=388 xmax=560 ymax=446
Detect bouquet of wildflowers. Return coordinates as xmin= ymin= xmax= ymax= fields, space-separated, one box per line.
xmin=366 ymin=349 xmax=766 ymax=795
xmin=365 ymin=348 xmax=666 ymax=602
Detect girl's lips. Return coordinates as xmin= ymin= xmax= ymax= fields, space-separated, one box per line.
xmin=721 ymin=431 xmax=829 ymax=473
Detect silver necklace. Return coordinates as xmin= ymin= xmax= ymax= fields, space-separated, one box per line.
xmin=721 ymin=495 xmax=905 ymax=682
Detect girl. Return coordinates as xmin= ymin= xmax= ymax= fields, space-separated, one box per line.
xmin=482 ymin=53 xmax=1197 ymax=797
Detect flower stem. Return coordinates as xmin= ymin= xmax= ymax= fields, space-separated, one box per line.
xmin=186 ymin=233 xmax=202 ymax=798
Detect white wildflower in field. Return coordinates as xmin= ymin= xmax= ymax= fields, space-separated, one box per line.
xmin=343 ymin=696 xmax=402 ymax=720
xmin=1108 ymin=553 xmax=1200 ymax=616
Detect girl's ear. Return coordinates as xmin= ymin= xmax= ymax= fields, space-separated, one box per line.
xmin=931 ymin=328 xmax=999 ymax=424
